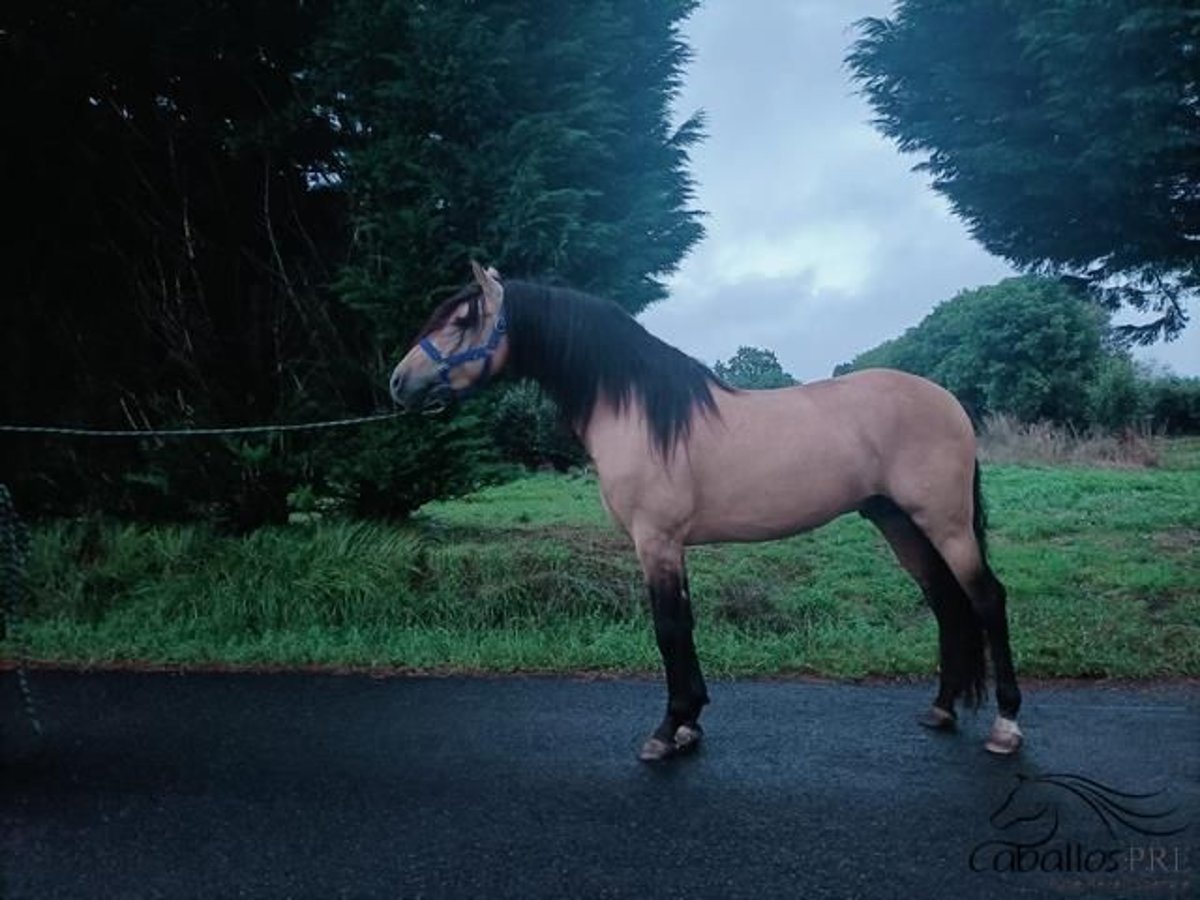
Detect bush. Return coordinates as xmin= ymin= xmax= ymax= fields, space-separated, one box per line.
xmin=490 ymin=381 xmax=586 ymax=471
xmin=1088 ymin=355 xmax=1143 ymax=431
xmin=320 ymin=405 xmax=514 ymax=520
xmin=1145 ymin=376 xmax=1200 ymax=434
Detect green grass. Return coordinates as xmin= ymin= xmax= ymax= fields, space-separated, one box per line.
xmin=9 ymin=455 xmax=1199 ymax=679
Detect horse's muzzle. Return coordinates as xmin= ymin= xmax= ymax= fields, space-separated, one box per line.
xmin=391 ymin=371 xmax=452 ymax=416
xmin=389 ymin=369 xmax=408 ymax=406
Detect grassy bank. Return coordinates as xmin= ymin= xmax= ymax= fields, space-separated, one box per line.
xmin=9 ymin=448 xmax=1199 ymax=679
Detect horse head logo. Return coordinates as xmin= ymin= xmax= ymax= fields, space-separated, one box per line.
xmin=990 ymin=772 xmax=1187 ymax=843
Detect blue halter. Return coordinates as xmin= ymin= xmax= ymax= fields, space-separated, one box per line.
xmin=417 ymin=307 xmax=508 ymax=398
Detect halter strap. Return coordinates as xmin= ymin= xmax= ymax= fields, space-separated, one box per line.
xmin=418 ymin=307 xmax=508 ymax=398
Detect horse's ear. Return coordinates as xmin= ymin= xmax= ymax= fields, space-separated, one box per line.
xmin=470 ymin=260 xmax=504 ymax=307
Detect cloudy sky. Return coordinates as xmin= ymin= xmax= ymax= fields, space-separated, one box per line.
xmin=641 ymin=0 xmax=1199 ymax=382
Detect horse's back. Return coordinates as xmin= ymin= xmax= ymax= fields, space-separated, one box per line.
xmin=679 ymin=368 xmax=976 ymax=544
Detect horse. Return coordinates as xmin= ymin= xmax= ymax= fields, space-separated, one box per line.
xmin=390 ymin=262 xmax=1023 ymax=761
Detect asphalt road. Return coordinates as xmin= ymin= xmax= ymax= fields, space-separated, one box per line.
xmin=2 ymin=672 xmax=1197 ymax=899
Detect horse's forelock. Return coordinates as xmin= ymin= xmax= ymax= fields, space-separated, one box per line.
xmin=417 ymin=284 xmax=483 ymax=340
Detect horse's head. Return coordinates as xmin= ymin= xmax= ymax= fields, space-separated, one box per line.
xmin=390 ymin=261 xmax=509 ymax=413
xmin=989 ymin=773 xmax=1053 ymax=832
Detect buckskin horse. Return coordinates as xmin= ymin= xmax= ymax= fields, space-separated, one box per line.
xmin=389 ymin=262 xmax=1023 ymax=761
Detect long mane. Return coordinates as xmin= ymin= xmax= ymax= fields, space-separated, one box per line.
xmin=500 ymin=280 xmax=727 ymax=455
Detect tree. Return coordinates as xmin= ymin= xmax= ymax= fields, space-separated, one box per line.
xmin=1087 ymin=355 xmax=1143 ymax=431
xmin=838 ymin=277 xmax=1107 ymax=423
xmin=1 ymin=1 xmax=705 ymax=522
xmin=713 ymin=347 xmax=798 ymax=390
xmin=307 ymin=0 xmax=706 ymax=517
xmin=316 ymin=0 xmax=705 ymax=347
xmin=848 ymin=1 xmax=1200 ymax=343
xmin=1 ymin=0 xmax=348 ymax=526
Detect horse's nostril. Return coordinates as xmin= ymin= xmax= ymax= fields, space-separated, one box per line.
xmin=390 ymin=371 xmax=407 ymax=401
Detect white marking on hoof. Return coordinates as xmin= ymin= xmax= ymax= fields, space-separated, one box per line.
xmin=673 ymin=723 xmax=702 ymax=751
xmin=985 ymin=716 xmax=1023 ymax=755
xmin=638 ymin=737 xmax=674 ymax=762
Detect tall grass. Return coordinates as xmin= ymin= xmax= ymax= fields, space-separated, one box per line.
xmin=11 ymin=456 xmax=1200 ymax=679
xmin=977 ymin=413 xmax=1161 ymax=467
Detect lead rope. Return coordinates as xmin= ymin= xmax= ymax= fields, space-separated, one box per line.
xmin=1 ymin=484 xmax=42 ymax=737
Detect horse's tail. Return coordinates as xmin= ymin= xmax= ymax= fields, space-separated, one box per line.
xmin=958 ymin=459 xmax=990 ymax=708
xmin=972 ymin=459 xmax=989 ymax=565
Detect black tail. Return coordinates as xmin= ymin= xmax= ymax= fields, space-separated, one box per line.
xmin=957 ymin=459 xmax=991 ymax=708
xmin=957 ymin=593 xmax=988 ymax=710
xmin=972 ymin=459 xmax=989 ymax=565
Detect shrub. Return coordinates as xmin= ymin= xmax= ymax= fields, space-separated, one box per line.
xmin=490 ymin=381 xmax=586 ymax=471
xmin=1088 ymin=355 xmax=1143 ymax=431
xmin=1145 ymin=376 xmax=1200 ymax=434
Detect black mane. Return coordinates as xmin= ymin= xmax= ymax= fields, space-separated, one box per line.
xmin=500 ymin=280 xmax=726 ymax=456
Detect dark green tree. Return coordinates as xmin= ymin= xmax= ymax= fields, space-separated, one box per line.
xmin=2 ymin=1 xmax=705 ymax=523
xmin=0 ymin=0 xmax=349 ymax=526
xmin=308 ymin=0 xmax=705 ymax=516
xmin=316 ymin=0 xmax=705 ymax=350
xmin=838 ymin=277 xmax=1107 ymax=423
xmin=848 ymin=1 xmax=1199 ymax=343
xmin=1087 ymin=355 xmax=1144 ymax=431
xmin=714 ymin=347 xmax=798 ymax=389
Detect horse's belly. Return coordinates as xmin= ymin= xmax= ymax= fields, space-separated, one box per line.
xmin=682 ymin=389 xmax=880 ymax=545
xmin=685 ymin=472 xmax=864 ymax=545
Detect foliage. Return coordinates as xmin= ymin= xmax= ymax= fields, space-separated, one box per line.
xmin=21 ymin=459 xmax=1200 ymax=677
xmin=1087 ymin=356 xmax=1143 ymax=432
xmin=713 ymin=347 xmax=798 ymax=389
xmin=1 ymin=0 xmax=348 ymax=526
xmin=839 ymin=277 xmax=1107 ymax=424
xmin=1 ymin=1 xmax=704 ymax=523
xmin=1144 ymin=376 xmax=1200 ymax=434
xmin=315 ymin=0 xmax=704 ymax=344
xmin=848 ymin=0 xmax=1200 ymax=343
xmin=318 ymin=406 xmax=513 ymax=519
xmin=490 ymin=382 xmax=586 ymax=471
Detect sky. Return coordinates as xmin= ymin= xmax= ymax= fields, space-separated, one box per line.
xmin=640 ymin=0 xmax=1199 ymax=382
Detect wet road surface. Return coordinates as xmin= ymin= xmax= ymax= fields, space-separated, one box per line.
xmin=3 ymin=672 xmax=1197 ymax=899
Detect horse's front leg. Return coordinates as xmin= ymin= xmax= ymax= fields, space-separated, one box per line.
xmin=634 ymin=535 xmax=709 ymax=762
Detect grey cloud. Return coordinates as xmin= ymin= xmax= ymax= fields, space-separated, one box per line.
xmin=644 ymin=0 xmax=1198 ymax=381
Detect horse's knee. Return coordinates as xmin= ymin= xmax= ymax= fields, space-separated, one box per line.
xmin=634 ymin=533 xmax=689 ymax=617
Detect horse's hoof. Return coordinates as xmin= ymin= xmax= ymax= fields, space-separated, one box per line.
xmin=917 ymin=705 xmax=957 ymax=731
xmin=638 ymin=723 xmax=703 ymax=762
xmin=985 ymin=716 xmax=1023 ymax=755
xmin=673 ymin=723 xmax=703 ymax=752
xmin=638 ymin=737 xmax=675 ymax=762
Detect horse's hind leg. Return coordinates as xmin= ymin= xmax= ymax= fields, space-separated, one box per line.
xmin=633 ymin=532 xmax=709 ymax=762
xmin=860 ymin=497 xmax=983 ymax=731
xmin=965 ymin=565 xmax=1022 ymax=754
xmin=918 ymin=525 xmax=1023 ymax=756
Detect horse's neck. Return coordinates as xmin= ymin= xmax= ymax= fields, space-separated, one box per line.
xmin=575 ymin=394 xmax=660 ymax=469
